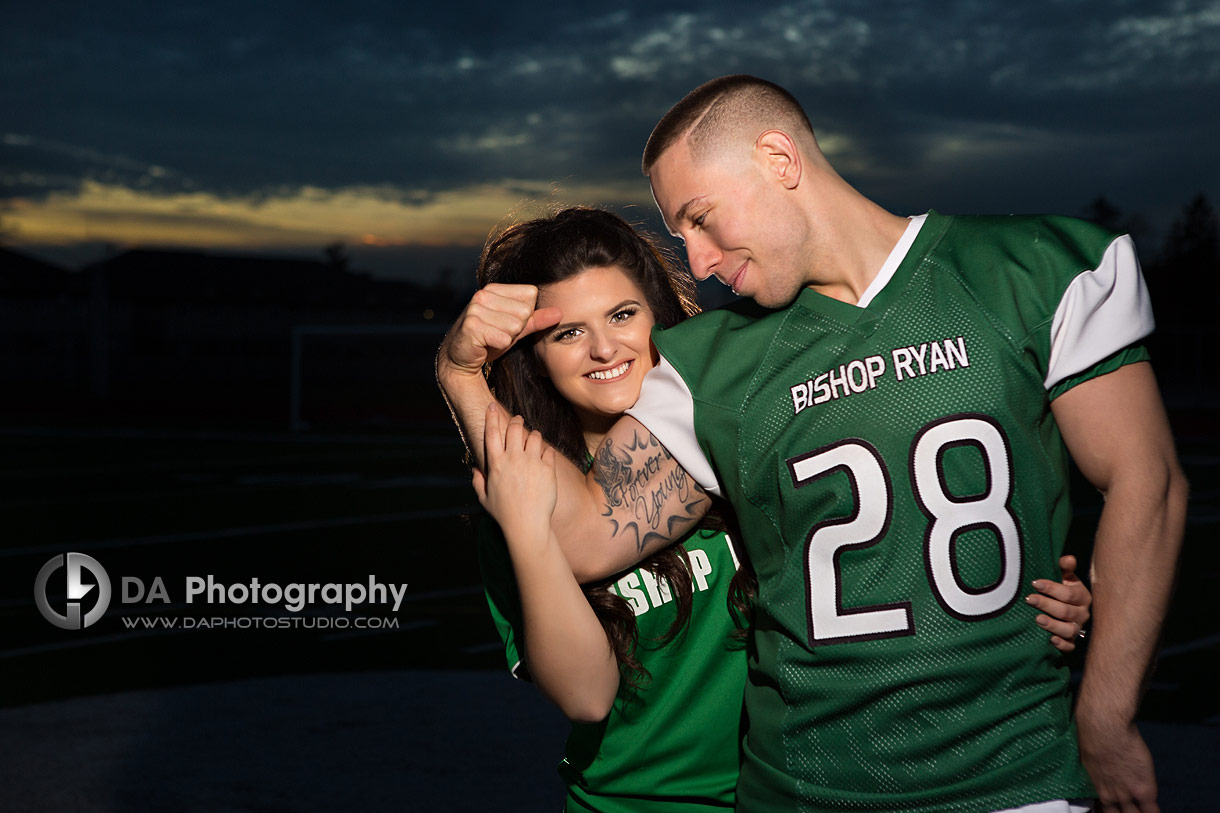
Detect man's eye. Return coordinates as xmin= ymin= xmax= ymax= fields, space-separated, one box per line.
xmin=694 ymin=213 xmax=708 ymax=228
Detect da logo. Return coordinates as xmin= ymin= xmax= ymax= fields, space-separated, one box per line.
xmin=35 ymin=552 xmax=112 ymax=630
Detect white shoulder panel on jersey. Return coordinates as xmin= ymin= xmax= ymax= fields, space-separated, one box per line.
xmin=1044 ymin=234 xmax=1154 ymax=391
xmin=626 ymin=356 xmax=722 ymax=497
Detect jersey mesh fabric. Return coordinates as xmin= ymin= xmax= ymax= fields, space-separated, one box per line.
xmin=642 ymin=212 xmax=1149 ymax=811
xmin=476 ymin=520 xmax=747 ymax=812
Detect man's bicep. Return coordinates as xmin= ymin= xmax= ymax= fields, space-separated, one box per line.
xmin=1050 ymin=361 xmax=1177 ymax=491
xmin=554 ymin=415 xmax=710 ymax=582
xmin=590 ymin=415 xmax=711 ymax=557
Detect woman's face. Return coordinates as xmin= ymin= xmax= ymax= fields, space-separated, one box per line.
xmin=534 ymin=265 xmax=658 ymax=427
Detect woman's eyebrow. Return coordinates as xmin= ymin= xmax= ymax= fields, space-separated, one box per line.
xmin=602 ymin=298 xmax=642 ymax=316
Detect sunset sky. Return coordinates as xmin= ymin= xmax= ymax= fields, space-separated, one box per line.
xmin=3 ymin=0 xmax=1218 ymax=284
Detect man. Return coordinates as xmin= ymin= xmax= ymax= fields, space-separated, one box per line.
xmin=437 ymin=76 xmax=1186 ymax=812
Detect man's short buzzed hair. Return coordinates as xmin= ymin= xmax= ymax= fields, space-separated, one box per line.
xmin=642 ymin=75 xmax=815 ymax=176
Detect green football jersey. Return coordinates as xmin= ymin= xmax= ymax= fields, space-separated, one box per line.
xmin=627 ymin=212 xmax=1153 ymax=811
xmin=477 ymin=520 xmax=748 ymax=812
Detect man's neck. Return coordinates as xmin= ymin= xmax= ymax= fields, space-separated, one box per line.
xmin=809 ymin=208 xmax=910 ymax=306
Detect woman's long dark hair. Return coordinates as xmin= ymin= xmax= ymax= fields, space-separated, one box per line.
xmin=477 ymin=206 xmax=750 ymax=683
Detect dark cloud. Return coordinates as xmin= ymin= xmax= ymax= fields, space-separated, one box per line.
xmin=0 ymin=134 xmax=191 ymax=199
xmin=2 ymin=0 xmax=1216 ymax=240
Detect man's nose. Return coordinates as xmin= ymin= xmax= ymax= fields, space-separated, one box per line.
xmin=685 ymin=233 xmax=720 ymax=281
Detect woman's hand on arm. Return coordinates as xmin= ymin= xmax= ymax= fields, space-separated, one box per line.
xmin=477 ymin=402 xmax=712 ymax=585
xmin=1026 ymin=554 xmax=1092 ymax=653
xmin=475 ymin=407 xmax=620 ymax=722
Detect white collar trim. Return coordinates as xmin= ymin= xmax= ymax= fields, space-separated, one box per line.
xmin=856 ymin=214 xmax=927 ymax=309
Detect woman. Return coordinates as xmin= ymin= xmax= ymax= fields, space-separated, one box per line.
xmin=446 ymin=207 xmax=1090 ymax=811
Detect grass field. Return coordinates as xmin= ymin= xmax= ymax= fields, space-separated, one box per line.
xmin=2 ymin=413 xmax=1217 ymax=728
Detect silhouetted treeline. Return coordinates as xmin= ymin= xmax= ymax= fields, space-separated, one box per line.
xmin=0 ymin=246 xmax=464 ymax=427
xmin=1082 ymin=194 xmax=1219 ymax=406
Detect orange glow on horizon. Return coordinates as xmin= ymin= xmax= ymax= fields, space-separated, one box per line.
xmin=5 ymin=178 xmax=653 ymax=254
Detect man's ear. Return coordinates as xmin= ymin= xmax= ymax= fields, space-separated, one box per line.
xmin=756 ymin=130 xmax=802 ymax=190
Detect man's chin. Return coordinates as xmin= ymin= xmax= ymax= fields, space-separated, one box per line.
xmin=751 ymin=289 xmax=800 ymax=310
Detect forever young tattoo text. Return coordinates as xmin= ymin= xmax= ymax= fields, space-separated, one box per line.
xmin=593 ymin=431 xmax=708 ymax=554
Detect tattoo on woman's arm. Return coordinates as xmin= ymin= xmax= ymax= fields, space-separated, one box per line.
xmin=592 ymin=430 xmax=708 ymax=554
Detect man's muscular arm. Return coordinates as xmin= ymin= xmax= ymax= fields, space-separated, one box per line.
xmin=533 ymin=410 xmax=712 ymax=583
xmin=1051 ymin=361 xmax=1188 ymax=813
xmin=435 ymin=283 xmax=559 ymax=467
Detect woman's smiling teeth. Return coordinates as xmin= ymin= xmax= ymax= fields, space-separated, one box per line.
xmin=587 ymin=360 xmax=632 ymax=381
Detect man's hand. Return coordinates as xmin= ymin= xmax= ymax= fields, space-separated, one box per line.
xmin=1076 ymin=716 xmax=1159 ymax=813
xmin=436 ymin=283 xmax=561 ymax=467
xmin=438 ymin=283 xmax=561 ymax=376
